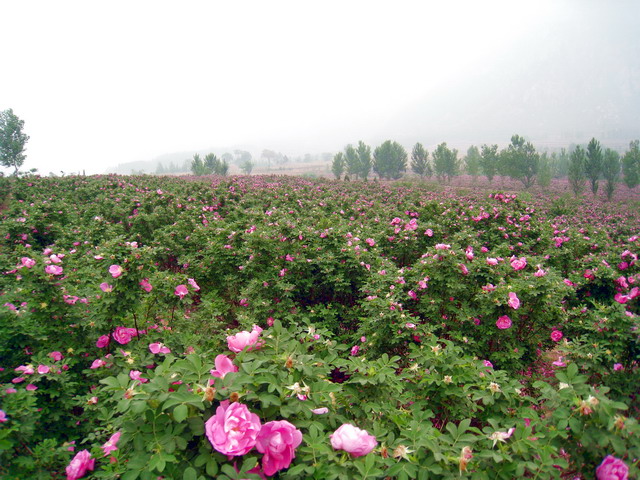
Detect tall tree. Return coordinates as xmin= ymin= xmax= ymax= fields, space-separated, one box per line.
xmin=331 ymin=152 xmax=346 ymax=179
xmin=568 ymin=145 xmax=587 ymax=197
xmin=554 ymin=148 xmax=570 ymax=178
xmin=479 ymin=144 xmax=499 ymax=183
xmin=602 ymin=148 xmax=620 ymax=201
xmin=0 ymin=109 xmax=29 ymax=175
xmin=411 ymin=142 xmax=430 ymax=178
xmin=191 ymin=153 xmax=207 ymax=176
xmin=622 ymin=140 xmax=640 ymax=189
xmin=464 ymin=145 xmax=482 ymax=179
xmin=373 ymin=140 xmax=407 ymax=180
xmin=356 ymin=141 xmax=372 ymax=180
xmin=432 ymin=142 xmax=459 ymax=183
xmin=501 ymin=134 xmax=539 ymax=189
xmin=584 ymin=138 xmax=603 ymax=196
xmin=537 ymin=152 xmax=552 ymax=189
xmin=344 ymin=144 xmax=361 ymax=180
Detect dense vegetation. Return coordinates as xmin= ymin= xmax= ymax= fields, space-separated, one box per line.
xmin=0 ymin=174 xmax=638 ymax=479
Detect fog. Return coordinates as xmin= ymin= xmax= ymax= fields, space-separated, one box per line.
xmin=1 ymin=1 xmax=638 ymax=175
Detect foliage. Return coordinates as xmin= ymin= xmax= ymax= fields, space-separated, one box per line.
xmin=464 ymin=145 xmax=481 ymax=178
xmin=331 ymin=152 xmax=346 ymax=180
xmin=622 ymin=140 xmax=640 ymax=189
xmin=602 ymin=148 xmax=620 ymax=201
xmin=432 ymin=142 xmax=459 ymax=184
xmin=0 ymin=109 xmax=30 ymax=175
xmin=373 ymin=141 xmax=407 ymax=180
xmin=479 ymin=144 xmax=499 ymax=183
xmin=501 ymin=134 xmax=539 ymax=189
xmin=585 ymin=138 xmax=603 ymax=196
xmin=568 ymin=145 xmax=587 ymax=197
xmin=410 ymin=143 xmax=431 ymax=178
xmin=0 ymin=174 xmax=639 ymax=478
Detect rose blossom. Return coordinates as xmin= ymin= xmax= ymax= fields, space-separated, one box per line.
xmin=507 ymin=292 xmax=520 ymax=309
xmin=101 ymin=431 xmax=121 ymax=457
xmin=226 ymin=325 xmax=263 ymax=353
xmin=112 ymin=327 xmax=138 ymax=345
xmin=205 ymin=400 xmax=261 ymax=456
xmin=210 ymin=354 xmax=238 ymax=379
xmin=496 ymin=315 xmax=512 ymax=330
xmin=45 ymin=265 xmax=63 ymax=275
xmin=96 ymin=335 xmax=110 ymax=348
xmin=550 ymin=330 xmax=563 ymax=342
xmin=255 ymin=420 xmax=303 ymax=476
xmin=149 ymin=342 xmax=171 ymax=354
xmin=330 ymin=423 xmax=377 ymax=457
xmin=108 ymin=265 xmax=123 ymax=278
xmin=595 ymin=455 xmax=628 ymax=480
xmin=174 ymin=284 xmax=189 ymax=299
xmin=510 ymin=256 xmax=527 ymax=270
xmin=65 ymin=449 xmax=95 ymax=480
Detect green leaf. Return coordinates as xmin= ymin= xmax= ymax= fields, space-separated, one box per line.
xmin=174 ymin=404 xmax=188 ymax=423
xmin=183 ymin=467 xmax=197 ymax=480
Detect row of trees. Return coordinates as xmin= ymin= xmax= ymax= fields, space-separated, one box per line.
xmin=190 ymin=153 xmax=230 ymax=176
xmin=330 ymin=136 xmax=640 ymax=197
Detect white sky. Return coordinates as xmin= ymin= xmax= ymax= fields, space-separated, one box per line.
xmin=1 ymin=1 xmax=638 ymax=175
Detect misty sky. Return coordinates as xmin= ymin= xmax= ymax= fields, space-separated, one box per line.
xmin=1 ymin=1 xmax=639 ymax=175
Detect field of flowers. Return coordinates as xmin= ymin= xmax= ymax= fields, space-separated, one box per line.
xmin=0 ymin=174 xmax=639 ymax=479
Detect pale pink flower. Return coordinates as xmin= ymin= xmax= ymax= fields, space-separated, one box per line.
xmin=149 ymin=342 xmax=171 ymax=354
xmin=26 ymin=384 xmax=37 ymax=391
xmin=108 ymin=265 xmax=123 ymax=278
xmin=49 ymin=351 xmax=64 ymax=362
xmin=365 ymin=238 xmax=375 ymax=247
xmin=139 ymin=278 xmax=153 ymax=292
xmin=129 ymin=370 xmax=148 ymax=384
xmin=0 ymin=410 xmax=7 ymax=422
xmin=311 ymin=407 xmax=329 ymax=414
xmin=100 ymin=282 xmax=113 ymax=293
xmin=188 ymin=278 xmax=200 ymax=291
xmin=510 ymin=257 xmax=527 ymax=271
xmin=90 ymin=359 xmax=106 ymax=369
xmin=486 ymin=257 xmax=499 ymax=266
xmin=20 ymin=257 xmax=36 ymax=268
xmin=496 ymin=315 xmax=512 ymax=330
xmin=65 ymin=449 xmax=95 ymax=480
xmin=45 ymin=265 xmax=63 ymax=275
xmin=435 ymin=243 xmax=451 ymax=250
xmin=534 ymin=266 xmax=547 ymax=277
xmin=488 ymin=427 xmax=515 ymax=447
xmin=37 ymin=365 xmax=50 ymax=374
xmin=227 ymin=325 xmax=263 ymax=353
xmin=205 ymin=400 xmax=261 ymax=456
xmin=174 ymin=284 xmax=189 ymax=299
xmin=507 ymin=292 xmax=520 ymax=309
xmin=330 ymin=424 xmax=377 ymax=457
xmin=210 ymin=354 xmax=238 ymax=379
xmin=613 ymin=363 xmax=623 ymax=371
xmin=255 ymin=420 xmax=303 ymax=476
xmin=101 ymin=432 xmax=121 ymax=457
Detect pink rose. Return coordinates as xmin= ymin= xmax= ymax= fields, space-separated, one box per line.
xmin=112 ymin=327 xmax=138 ymax=345
xmin=311 ymin=407 xmax=329 ymax=414
xmin=550 ymin=330 xmax=563 ymax=342
xmin=510 ymin=257 xmax=527 ymax=271
xmin=96 ymin=335 xmax=110 ymax=348
xmin=149 ymin=342 xmax=171 ymax=354
xmin=507 ymin=292 xmax=520 ymax=309
xmin=330 ymin=423 xmax=377 ymax=457
xmin=255 ymin=420 xmax=303 ymax=476
xmin=37 ymin=365 xmax=50 ymax=374
xmin=188 ymin=278 xmax=200 ymax=291
xmin=0 ymin=409 xmax=7 ymax=422
xmin=613 ymin=363 xmax=623 ymax=371
xmin=101 ymin=432 xmax=121 ymax=457
xmin=596 ymin=455 xmax=628 ymax=480
xmin=496 ymin=315 xmax=512 ymax=330
xmin=174 ymin=284 xmax=189 ymax=299
xmin=205 ymin=401 xmax=261 ymax=456
xmin=49 ymin=351 xmax=64 ymax=362
xmin=210 ymin=354 xmax=238 ymax=379
xmin=65 ymin=449 xmax=95 ymax=480
xmin=45 ymin=265 xmax=63 ymax=275
xmin=108 ymin=265 xmax=123 ymax=278
xmin=100 ymin=282 xmax=113 ymax=293
xmin=226 ymin=325 xmax=263 ymax=353
xmin=486 ymin=257 xmax=499 ymax=266
xmin=139 ymin=278 xmax=153 ymax=292
xmin=20 ymin=257 xmax=36 ymax=268
xmin=90 ymin=359 xmax=106 ymax=369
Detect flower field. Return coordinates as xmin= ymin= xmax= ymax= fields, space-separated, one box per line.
xmin=0 ymin=174 xmax=639 ymax=479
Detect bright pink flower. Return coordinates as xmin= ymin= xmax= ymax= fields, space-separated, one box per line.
xmin=435 ymin=243 xmax=451 ymax=250
xmin=174 ymin=284 xmax=188 ymax=299
xmin=26 ymin=384 xmax=37 ymax=391
xmin=129 ymin=370 xmax=148 ymax=383
xmin=20 ymin=257 xmax=36 ymax=268
xmin=507 ymin=292 xmax=520 ymax=309
xmin=15 ymin=365 xmax=35 ymax=375
xmin=486 ymin=257 xmax=499 ymax=266
xmin=483 ymin=360 xmax=493 ymax=368
xmin=210 ymin=354 xmax=238 ymax=379
xmin=188 ymin=278 xmax=200 ymax=291
xmin=226 ymin=325 xmax=263 ymax=353
xmin=496 ymin=315 xmax=512 ymax=330
xmin=108 ymin=265 xmax=123 ymax=278
xmin=149 ymin=342 xmax=171 ymax=354
xmin=613 ymin=363 xmax=623 ymax=371
xmin=112 ymin=327 xmax=138 ymax=345
xmin=99 ymin=282 xmax=113 ymax=293
xmin=205 ymin=400 xmax=261 ymax=456
xmin=425 ymin=228 xmax=433 ymax=237
xmin=350 ymin=345 xmax=360 ymax=356
xmin=96 ymin=335 xmax=110 ymax=348
xmin=255 ymin=420 xmax=303 ymax=476
xmin=49 ymin=351 xmax=64 ymax=362
xmin=330 ymin=424 xmax=377 ymax=457
xmin=534 ymin=266 xmax=546 ymax=277
xmin=459 ymin=264 xmax=469 ymax=275
xmin=37 ymin=365 xmax=50 ymax=374
xmin=45 ymin=265 xmax=63 ymax=275
xmin=0 ymin=409 xmax=7 ymax=422
xmin=65 ymin=449 xmax=95 ymax=480
xmin=101 ymin=431 xmax=121 ymax=457
xmin=550 ymin=330 xmax=563 ymax=342
xmin=139 ymin=278 xmax=153 ymax=292
xmin=365 ymin=238 xmax=375 ymax=247
xmin=90 ymin=359 xmax=106 ymax=369
xmin=510 ymin=257 xmax=527 ymax=271
xmin=596 ymin=455 xmax=628 ymax=480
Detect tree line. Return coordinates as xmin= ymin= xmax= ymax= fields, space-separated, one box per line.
xmin=331 ymin=135 xmax=640 ymax=198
